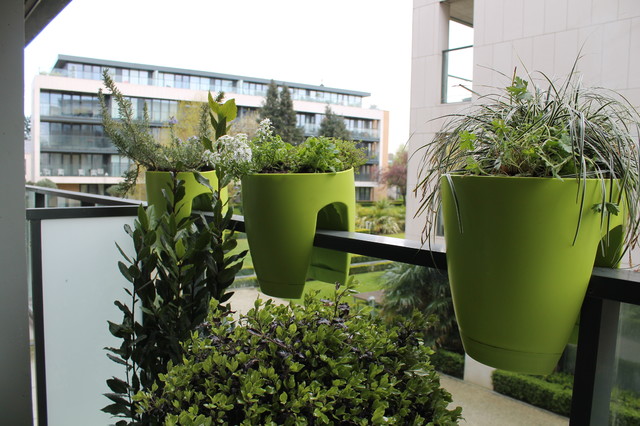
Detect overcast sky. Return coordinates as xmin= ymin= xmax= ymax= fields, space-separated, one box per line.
xmin=24 ymin=0 xmax=414 ymax=153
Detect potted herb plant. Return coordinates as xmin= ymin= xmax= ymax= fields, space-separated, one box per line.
xmin=416 ymin=66 xmax=640 ymax=374
xmin=99 ymin=70 xmax=233 ymax=218
xmin=240 ymin=119 xmax=367 ymax=298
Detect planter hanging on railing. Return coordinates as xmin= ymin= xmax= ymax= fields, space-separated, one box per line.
xmin=242 ymin=169 xmax=356 ymax=298
xmin=441 ymin=175 xmax=609 ymax=375
xmin=569 ymin=183 xmax=627 ymax=344
xmin=145 ymin=171 xmax=227 ymax=220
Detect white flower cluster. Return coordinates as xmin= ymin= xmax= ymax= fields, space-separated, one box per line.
xmin=255 ymin=118 xmax=274 ymax=143
xmin=204 ymin=133 xmax=253 ymax=180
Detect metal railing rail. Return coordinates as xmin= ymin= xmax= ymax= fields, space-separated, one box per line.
xmin=25 ymin=186 xmax=640 ymax=425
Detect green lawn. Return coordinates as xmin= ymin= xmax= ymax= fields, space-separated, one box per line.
xmin=284 ymin=270 xmax=386 ymax=304
xmin=385 ymin=232 xmax=405 ymax=239
xmin=232 ymin=232 xmax=392 ymax=304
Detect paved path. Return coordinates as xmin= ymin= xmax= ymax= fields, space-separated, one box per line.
xmin=441 ymin=374 xmax=568 ymax=425
xmin=228 ymin=288 xmax=570 ymax=426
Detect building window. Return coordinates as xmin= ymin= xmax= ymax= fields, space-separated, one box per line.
xmin=40 ymin=152 xmax=130 ymax=177
xmin=356 ymin=187 xmax=372 ymax=202
xmin=41 ymin=91 xmax=102 ymax=118
xmin=442 ymin=19 xmax=474 ymax=103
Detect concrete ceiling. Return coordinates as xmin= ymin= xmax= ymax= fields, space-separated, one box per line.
xmin=24 ymin=0 xmax=72 ymax=46
xmin=448 ymin=0 xmax=474 ymax=26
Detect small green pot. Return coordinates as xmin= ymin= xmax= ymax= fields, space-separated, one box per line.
xmin=441 ymin=175 xmax=607 ymax=374
xmin=145 ymin=171 xmax=225 ymax=220
xmin=242 ymin=169 xmax=356 ymax=298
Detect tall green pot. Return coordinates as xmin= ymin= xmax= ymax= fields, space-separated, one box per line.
xmin=570 ymin=182 xmax=626 ymax=343
xmin=241 ymin=169 xmax=356 ymax=298
xmin=145 ymin=171 xmax=226 ymax=220
xmin=441 ymin=175 xmax=607 ymax=374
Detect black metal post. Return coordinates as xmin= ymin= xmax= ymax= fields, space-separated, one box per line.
xmin=35 ymin=192 xmax=45 ymax=208
xmin=29 ymin=219 xmax=48 ymax=426
xmin=570 ymin=295 xmax=620 ymax=425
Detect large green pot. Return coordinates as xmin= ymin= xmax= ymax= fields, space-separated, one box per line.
xmin=570 ymin=182 xmax=626 ymax=343
xmin=441 ymin=175 xmax=607 ymax=374
xmin=146 ymin=171 xmax=226 ymax=220
xmin=242 ymin=169 xmax=356 ymax=298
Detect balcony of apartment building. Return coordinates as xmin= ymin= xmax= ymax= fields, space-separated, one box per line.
xmin=44 ymin=63 xmax=365 ymax=108
xmin=23 ymin=184 xmax=640 ymax=425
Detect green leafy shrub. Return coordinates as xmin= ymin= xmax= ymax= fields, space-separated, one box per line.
xmin=611 ymin=388 xmax=640 ymax=425
xmin=104 ymin=176 xmax=247 ymax=424
xmin=250 ymin=118 xmax=367 ymax=174
xmin=136 ymin=284 xmax=462 ymax=424
xmin=431 ymin=350 xmax=464 ymax=379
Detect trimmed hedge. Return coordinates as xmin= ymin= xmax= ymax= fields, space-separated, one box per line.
xmin=431 ymin=349 xmax=464 ymax=379
xmin=349 ymin=260 xmax=394 ymax=274
xmin=492 ymin=370 xmax=640 ymax=424
xmin=492 ymin=370 xmax=572 ymax=416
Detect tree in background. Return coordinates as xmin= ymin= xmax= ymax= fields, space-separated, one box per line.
xmin=381 ymin=147 xmax=408 ymax=201
xmin=381 ymin=263 xmax=462 ymax=353
xmin=171 ymin=100 xmax=210 ymax=142
xmin=24 ymin=116 xmax=31 ymax=139
xmin=259 ymin=80 xmax=280 ymax=125
xmin=230 ymin=110 xmax=261 ymax=139
xmin=319 ymin=105 xmax=351 ymax=140
xmin=259 ymin=80 xmax=304 ymax=144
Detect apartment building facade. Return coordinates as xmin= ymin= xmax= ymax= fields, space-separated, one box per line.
xmin=29 ymin=55 xmax=389 ymax=201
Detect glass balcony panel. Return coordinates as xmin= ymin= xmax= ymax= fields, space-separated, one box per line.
xmin=609 ymin=302 xmax=640 ymax=424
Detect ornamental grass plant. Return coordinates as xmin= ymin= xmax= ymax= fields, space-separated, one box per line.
xmin=416 ymin=64 xmax=640 ymax=257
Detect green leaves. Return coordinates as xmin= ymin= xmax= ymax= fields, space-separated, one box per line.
xmin=506 ymin=75 xmax=533 ymax=103
xmin=135 ymin=283 xmax=462 ymax=424
xmin=208 ymin=93 xmax=237 ymax=141
xmin=104 ymin=175 xmax=247 ymax=424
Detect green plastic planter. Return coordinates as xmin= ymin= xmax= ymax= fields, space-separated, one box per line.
xmin=570 ymin=183 xmax=626 ymax=344
xmin=145 ymin=171 xmax=226 ymax=220
xmin=441 ymin=175 xmax=607 ymax=374
xmin=241 ymin=169 xmax=356 ymax=298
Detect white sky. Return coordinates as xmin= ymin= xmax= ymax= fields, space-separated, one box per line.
xmin=24 ymin=0 xmax=414 ymax=153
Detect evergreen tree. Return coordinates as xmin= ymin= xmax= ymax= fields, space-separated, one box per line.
xmin=278 ymin=84 xmax=304 ymax=143
xmin=259 ymin=80 xmax=304 ymax=144
xmin=259 ymin=80 xmax=281 ymax=127
xmin=319 ymin=106 xmax=351 ymax=140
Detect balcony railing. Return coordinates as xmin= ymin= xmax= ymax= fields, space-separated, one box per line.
xmin=442 ymin=45 xmax=473 ymax=104
xmin=25 ymin=186 xmax=640 ymax=425
xmin=45 ymin=68 xmax=364 ymax=108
